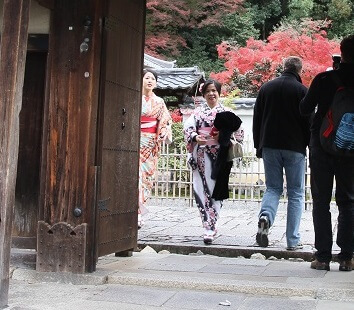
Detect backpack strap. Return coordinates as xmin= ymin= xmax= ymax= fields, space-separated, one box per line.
xmin=320 ymin=73 xmax=343 ymax=119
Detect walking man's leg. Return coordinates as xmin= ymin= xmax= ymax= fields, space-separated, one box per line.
xmin=335 ymin=158 xmax=354 ymax=271
xmin=257 ymin=148 xmax=283 ymax=247
xmin=310 ymin=147 xmax=334 ymax=270
xmin=283 ymin=150 xmax=305 ymax=250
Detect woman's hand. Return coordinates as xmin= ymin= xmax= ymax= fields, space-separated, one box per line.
xmin=196 ymin=135 xmax=207 ymax=145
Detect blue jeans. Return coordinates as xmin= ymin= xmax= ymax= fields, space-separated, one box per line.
xmin=259 ymin=148 xmax=305 ymax=248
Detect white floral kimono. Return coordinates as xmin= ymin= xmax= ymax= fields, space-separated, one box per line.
xmin=184 ymin=103 xmax=243 ymax=232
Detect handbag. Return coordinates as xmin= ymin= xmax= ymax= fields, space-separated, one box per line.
xmin=227 ymin=139 xmax=243 ymax=161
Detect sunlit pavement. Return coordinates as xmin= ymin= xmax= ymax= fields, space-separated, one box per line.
xmin=8 ymin=201 xmax=352 ymax=310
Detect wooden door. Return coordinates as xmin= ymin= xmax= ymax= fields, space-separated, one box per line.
xmin=12 ymin=51 xmax=47 ymax=249
xmin=96 ymin=0 xmax=145 ymax=257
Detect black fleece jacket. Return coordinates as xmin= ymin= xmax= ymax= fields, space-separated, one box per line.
xmin=253 ymin=71 xmax=310 ymax=157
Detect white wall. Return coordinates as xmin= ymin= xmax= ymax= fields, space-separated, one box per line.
xmin=235 ymin=107 xmax=253 ymax=143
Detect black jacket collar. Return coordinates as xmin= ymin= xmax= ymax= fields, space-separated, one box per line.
xmin=282 ymin=70 xmax=303 ymax=84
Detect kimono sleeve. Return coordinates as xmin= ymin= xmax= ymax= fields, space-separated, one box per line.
xmin=184 ymin=113 xmax=198 ymax=153
xmin=157 ymin=99 xmax=172 ymax=144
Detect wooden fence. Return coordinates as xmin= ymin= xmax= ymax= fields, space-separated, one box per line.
xmin=151 ymin=139 xmax=329 ymax=210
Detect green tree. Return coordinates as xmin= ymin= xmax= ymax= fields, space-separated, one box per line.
xmin=177 ymin=8 xmax=259 ymax=75
xmin=327 ymin=0 xmax=354 ymax=38
xmin=222 ymin=9 xmax=259 ymax=45
xmin=288 ymin=0 xmax=314 ymax=20
xmin=177 ymin=42 xmax=225 ymax=77
xmin=170 ymin=122 xmax=185 ymax=150
xmin=310 ymin=0 xmax=354 ymax=39
xmin=312 ymin=0 xmax=331 ymax=20
xmin=245 ymin=0 xmax=283 ymax=39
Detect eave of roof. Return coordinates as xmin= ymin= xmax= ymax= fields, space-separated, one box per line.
xmin=179 ymin=97 xmax=256 ymax=109
xmin=154 ymin=67 xmax=205 ymax=91
xmin=144 ymin=53 xmax=176 ymax=69
xmin=232 ymin=98 xmax=256 ymax=109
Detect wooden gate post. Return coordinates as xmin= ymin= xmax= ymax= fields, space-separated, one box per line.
xmin=0 ymin=0 xmax=30 ymax=307
xmin=37 ymin=0 xmax=103 ymax=273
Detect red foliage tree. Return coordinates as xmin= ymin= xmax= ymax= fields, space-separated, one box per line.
xmin=188 ymin=0 xmax=244 ymax=27
xmin=145 ymin=33 xmax=187 ymax=58
xmin=169 ymin=108 xmax=183 ymax=123
xmin=145 ymin=0 xmax=243 ymax=57
xmin=212 ymin=20 xmax=340 ymax=95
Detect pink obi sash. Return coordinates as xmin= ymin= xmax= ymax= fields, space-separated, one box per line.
xmin=141 ymin=116 xmax=157 ymax=133
xmin=198 ymin=127 xmax=219 ymax=145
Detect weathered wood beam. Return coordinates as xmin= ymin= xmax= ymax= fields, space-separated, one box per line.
xmin=36 ymin=0 xmax=54 ymax=10
xmin=38 ymin=0 xmax=103 ymax=273
xmin=0 ymin=0 xmax=30 ymax=307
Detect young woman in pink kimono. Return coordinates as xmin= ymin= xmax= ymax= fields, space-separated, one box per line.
xmin=184 ymin=79 xmax=243 ymax=244
xmin=139 ymin=69 xmax=172 ymax=228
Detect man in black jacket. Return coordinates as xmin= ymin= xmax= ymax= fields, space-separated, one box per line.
xmin=300 ymin=35 xmax=354 ymax=271
xmin=253 ymin=56 xmax=310 ymax=250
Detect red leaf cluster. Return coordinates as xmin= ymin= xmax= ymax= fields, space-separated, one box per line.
xmin=147 ymin=0 xmax=190 ymax=28
xmin=145 ymin=34 xmax=187 ymax=57
xmin=169 ymin=108 xmax=183 ymax=123
xmin=212 ymin=24 xmax=340 ymax=89
xmin=189 ymin=0 xmax=243 ymax=27
xmin=145 ymin=0 xmax=243 ymax=56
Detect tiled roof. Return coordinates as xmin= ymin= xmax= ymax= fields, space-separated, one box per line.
xmin=180 ymin=97 xmax=256 ymax=110
xmin=144 ymin=53 xmax=176 ymax=69
xmin=154 ymin=67 xmax=205 ymax=91
xmin=143 ymin=54 xmax=205 ymax=101
xmin=232 ymin=98 xmax=256 ymax=109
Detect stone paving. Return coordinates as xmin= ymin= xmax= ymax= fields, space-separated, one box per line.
xmin=8 ymin=250 xmax=354 ymax=309
xmin=6 ymin=199 xmax=353 ymax=310
xmin=138 ymin=199 xmax=340 ymax=260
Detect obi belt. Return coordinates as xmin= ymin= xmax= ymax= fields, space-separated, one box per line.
xmin=198 ymin=127 xmax=219 ymax=145
xmin=141 ymin=116 xmax=157 ymax=133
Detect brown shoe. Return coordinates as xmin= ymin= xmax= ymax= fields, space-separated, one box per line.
xmin=339 ymin=259 xmax=353 ymax=271
xmin=310 ymin=259 xmax=330 ymax=271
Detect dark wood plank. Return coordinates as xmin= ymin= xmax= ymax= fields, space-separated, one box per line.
xmin=0 ymin=0 xmax=30 ymax=306
xmin=11 ymin=237 xmax=37 ymax=249
xmin=41 ymin=0 xmax=100 ymax=225
xmin=13 ymin=52 xmax=47 ymax=249
xmin=96 ymin=0 xmax=145 ymax=257
xmin=36 ymin=221 xmax=87 ymax=273
xmin=36 ymin=0 xmax=54 ymax=9
xmin=38 ymin=0 xmax=102 ymax=272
